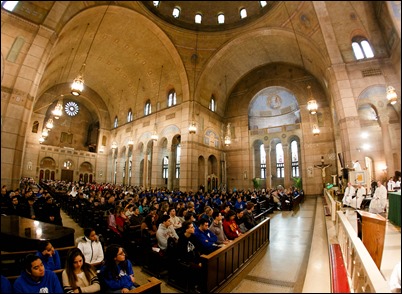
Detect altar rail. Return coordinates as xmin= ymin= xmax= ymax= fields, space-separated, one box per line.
xmin=324 ymin=189 xmax=339 ymax=222
xmin=336 ymin=211 xmax=390 ymax=293
xmin=199 ymin=217 xmax=270 ymax=293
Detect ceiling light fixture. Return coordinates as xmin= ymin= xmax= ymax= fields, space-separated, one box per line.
xmin=45 ymin=118 xmax=54 ymax=129
xmin=386 ymin=85 xmax=398 ymax=105
xmin=151 ymin=65 xmax=164 ymax=142
xmin=189 ymin=34 xmax=198 ymax=135
xmin=224 ymin=75 xmax=231 ymax=146
xmin=71 ymin=4 xmax=110 ymax=96
xmin=284 ymin=3 xmax=319 ymax=116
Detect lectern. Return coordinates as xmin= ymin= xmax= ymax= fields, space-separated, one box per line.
xmin=356 ymin=210 xmax=386 ymax=269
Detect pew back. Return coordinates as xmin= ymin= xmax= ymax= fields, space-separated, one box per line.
xmin=199 ymin=217 xmax=270 ymax=293
xmin=1 ymin=245 xmax=75 ymax=277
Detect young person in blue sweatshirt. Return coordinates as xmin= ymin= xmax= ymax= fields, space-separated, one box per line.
xmin=99 ymin=244 xmax=136 ymax=293
xmin=194 ymin=218 xmax=222 ymax=254
xmin=13 ymin=254 xmax=63 ymax=293
xmin=35 ymin=240 xmax=61 ymax=271
xmin=1 ymin=275 xmax=12 ymax=293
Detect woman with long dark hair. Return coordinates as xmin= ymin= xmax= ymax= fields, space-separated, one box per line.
xmin=99 ymin=244 xmax=136 ymax=293
xmin=61 ymin=247 xmax=100 ymax=293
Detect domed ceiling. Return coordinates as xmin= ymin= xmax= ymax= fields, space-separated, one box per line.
xmin=142 ymin=1 xmax=278 ymax=31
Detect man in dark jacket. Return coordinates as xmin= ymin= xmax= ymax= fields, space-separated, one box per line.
xmin=243 ymin=202 xmax=257 ymax=230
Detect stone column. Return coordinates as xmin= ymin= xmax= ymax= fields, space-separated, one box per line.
xmin=151 ymin=141 xmax=161 ymax=188
xmin=265 ymin=146 xmax=272 ymax=188
xmin=283 ymin=144 xmax=291 ymax=188
xmin=167 ymin=146 xmax=174 ymax=191
xmin=379 ymin=114 xmax=394 ymax=177
xmin=143 ymin=150 xmax=149 ymax=189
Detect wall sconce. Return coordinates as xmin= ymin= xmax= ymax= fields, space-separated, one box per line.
xmin=39 ymin=137 xmax=45 ymax=144
xmin=243 ymin=171 xmax=247 ymax=179
xmin=128 ymin=139 xmax=134 ymax=146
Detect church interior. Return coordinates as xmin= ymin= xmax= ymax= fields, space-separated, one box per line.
xmin=1 ymin=1 xmax=401 ymax=197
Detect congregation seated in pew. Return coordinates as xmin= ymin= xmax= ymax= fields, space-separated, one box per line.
xmin=13 ymin=254 xmax=63 ymax=293
xmin=62 ymin=247 xmax=101 ymax=293
xmin=2 ymin=178 xmax=300 ymax=293
xmin=99 ymin=244 xmax=137 ymax=293
xmin=36 ymin=240 xmax=62 ymax=271
xmin=76 ymin=227 xmax=104 ymax=270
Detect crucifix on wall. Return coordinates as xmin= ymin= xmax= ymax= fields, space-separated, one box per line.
xmin=314 ymin=156 xmax=331 ymax=188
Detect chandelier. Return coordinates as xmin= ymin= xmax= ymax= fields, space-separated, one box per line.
xmin=45 ymin=118 xmax=54 ymax=129
xmin=189 ymin=34 xmax=199 ymax=135
xmin=306 ymin=85 xmax=318 ymax=115
xmin=386 ymin=86 xmax=398 ymax=105
xmin=52 ymin=100 xmax=63 ymax=119
xmin=71 ymin=4 xmax=110 ymax=96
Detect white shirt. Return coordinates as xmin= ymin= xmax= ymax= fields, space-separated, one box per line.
xmin=353 ymin=161 xmax=362 ymax=171
xmin=77 ymin=236 xmax=104 ymax=265
xmin=388 ymin=180 xmax=396 ymax=191
xmin=389 ymin=260 xmax=401 ymax=293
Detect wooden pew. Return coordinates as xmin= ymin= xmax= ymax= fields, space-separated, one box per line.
xmin=7 ymin=274 xmax=162 ymax=294
xmin=198 ymin=217 xmax=270 ymax=293
xmin=1 ymin=245 xmax=76 ymax=277
xmin=129 ymin=277 xmax=162 ymax=293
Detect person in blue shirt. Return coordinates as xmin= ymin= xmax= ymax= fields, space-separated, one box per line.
xmin=234 ymin=195 xmax=246 ymax=211
xmin=194 ymin=218 xmax=222 ymax=255
xmin=35 ymin=240 xmax=61 ymax=271
xmin=1 ymin=275 xmax=12 ymax=293
xmin=13 ymin=254 xmax=63 ymax=293
xmin=99 ymin=244 xmax=136 ymax=293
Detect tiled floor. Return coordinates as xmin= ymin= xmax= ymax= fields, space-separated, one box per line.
xmin=59 ymin=195 xmax=400 ymax=293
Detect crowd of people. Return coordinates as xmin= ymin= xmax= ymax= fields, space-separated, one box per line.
xmin=1 ymin=175 xmax=401 ymax=292
xmin=0 ymin=177 xmax=305 ymax=293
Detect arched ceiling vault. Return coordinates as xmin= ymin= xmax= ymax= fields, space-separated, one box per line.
xmin=196 ymin=27 xmax=330 ymax=116
xmin=37 ymin=5 xmax=188 ymax=128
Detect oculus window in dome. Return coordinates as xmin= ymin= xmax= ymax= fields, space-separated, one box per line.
xmin=65 ymin=102 xmax=79 ymax=117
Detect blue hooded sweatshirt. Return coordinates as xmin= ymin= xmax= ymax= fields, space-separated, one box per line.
xmin=100 ymin=259 xmax=135 ymax=291
xmin=35 ymin=250 xmax=61 ymax=271
xmin=1 ymin=275 xmax=12 ymax=293
xmin=13 ymin=269 xmax=63 ymax=293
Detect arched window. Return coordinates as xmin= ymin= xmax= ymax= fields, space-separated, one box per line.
xmin=352 ymin=36 xmax=374 ymax=60
xmin=260 ymin=144 xmax=266 ymax=179
xmin=276 ymin=143 xmax=284 ymax=178
xmin=172 ymin=7 xmax=180 ymax=18
xmin=127 ymin=108 xmax=133 ymax=122
xmin=144 ymin=100 xmax=151 ymax=116
xmin=291 ymin=140 xmax=299 ymax=177
xmin=175 ymin=144 xmax=181 ymax=178
xmin=167 ymin=90 xmax=176 ymax=107
xmin=162 ymin=156 xmax=169 ymax=179
xmin=32 ymin=121 xmax=39 ymax=133
xmin=218 ymin=13 xmax=225 ymax=24
xmin=195 ymin=13 xmax=202 ymax=24
xmin=114 ymin=116 xmax=118 ymax=128
xmin=240 ymin=8 xmax=247 ymax=19
xmin=209 ymin=96 xmax=216 ymax=112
